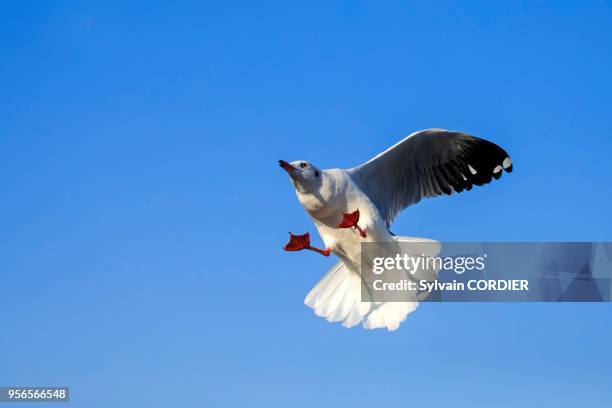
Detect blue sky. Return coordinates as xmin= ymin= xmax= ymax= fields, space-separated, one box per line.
xmin=1 ymin=1 xmax=611 ymax=407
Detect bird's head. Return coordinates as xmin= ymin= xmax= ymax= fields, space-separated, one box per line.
xmin=278 ymin=159 xmax=322 ymax=193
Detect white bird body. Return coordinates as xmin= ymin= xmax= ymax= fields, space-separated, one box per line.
xmin=296 ymin=169 xmax=390 ymax=269
xmin=280 ymin=129 xmax=513 ymax=331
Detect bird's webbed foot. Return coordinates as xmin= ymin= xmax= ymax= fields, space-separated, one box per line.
xmin=283 ymin=232 xmax=331 ymax=256
xmin=336 ymin=209 xmax=367 ymax=238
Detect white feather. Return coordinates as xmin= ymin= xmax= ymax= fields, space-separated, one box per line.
xmin=304 ymin=235 xmax=440 ymax=331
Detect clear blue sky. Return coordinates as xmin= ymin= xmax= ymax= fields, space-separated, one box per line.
xmin=1 ymin=1 xmax=611 ymax=407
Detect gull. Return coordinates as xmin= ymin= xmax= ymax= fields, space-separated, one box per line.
xmin=279 ymin=129 xmax=513 ymax=330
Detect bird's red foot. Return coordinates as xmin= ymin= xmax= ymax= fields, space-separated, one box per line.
xmin=283 ymin=232 xmax=331 ymax=256
xmin=336 ymin=209 xmax=367 ymax=238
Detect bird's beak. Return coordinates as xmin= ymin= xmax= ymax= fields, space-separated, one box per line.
xmin=279 ymin=160 xmax=295 ymax=174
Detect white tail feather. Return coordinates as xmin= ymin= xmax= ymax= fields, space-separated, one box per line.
xmin=304 ymin=236 xmax=441 ymax=331
xmin=362 ymin=301 xmax=418 ymax=331
xmin=305 ymin=262 xmax=369 ymax=327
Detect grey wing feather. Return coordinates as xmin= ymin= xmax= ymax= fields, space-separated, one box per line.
xmin=348 ymin=129 xmax=513 ymax=224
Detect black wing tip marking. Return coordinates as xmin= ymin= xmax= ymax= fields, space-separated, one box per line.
xmin=440 ymin=138 xmax=513 ymax=195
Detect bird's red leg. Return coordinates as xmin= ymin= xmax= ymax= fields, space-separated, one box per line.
xmin=336 ymin=209 xmax=367 ymax=238
xmin=283 ymin=232 xmax=331 ymax=257
xmin=307 ymin=246 xmax=331 ymax=256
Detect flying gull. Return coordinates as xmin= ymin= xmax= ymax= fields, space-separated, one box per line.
xmin=279 ymin=129 xmax=512 ymax=330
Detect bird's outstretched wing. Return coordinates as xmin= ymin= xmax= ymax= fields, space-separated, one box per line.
xmin=348 ymin=129 xmax=512 ymax=224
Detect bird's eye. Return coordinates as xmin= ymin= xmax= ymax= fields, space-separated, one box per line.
xmin=300 ymin=162 xmax=309 ymax=169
